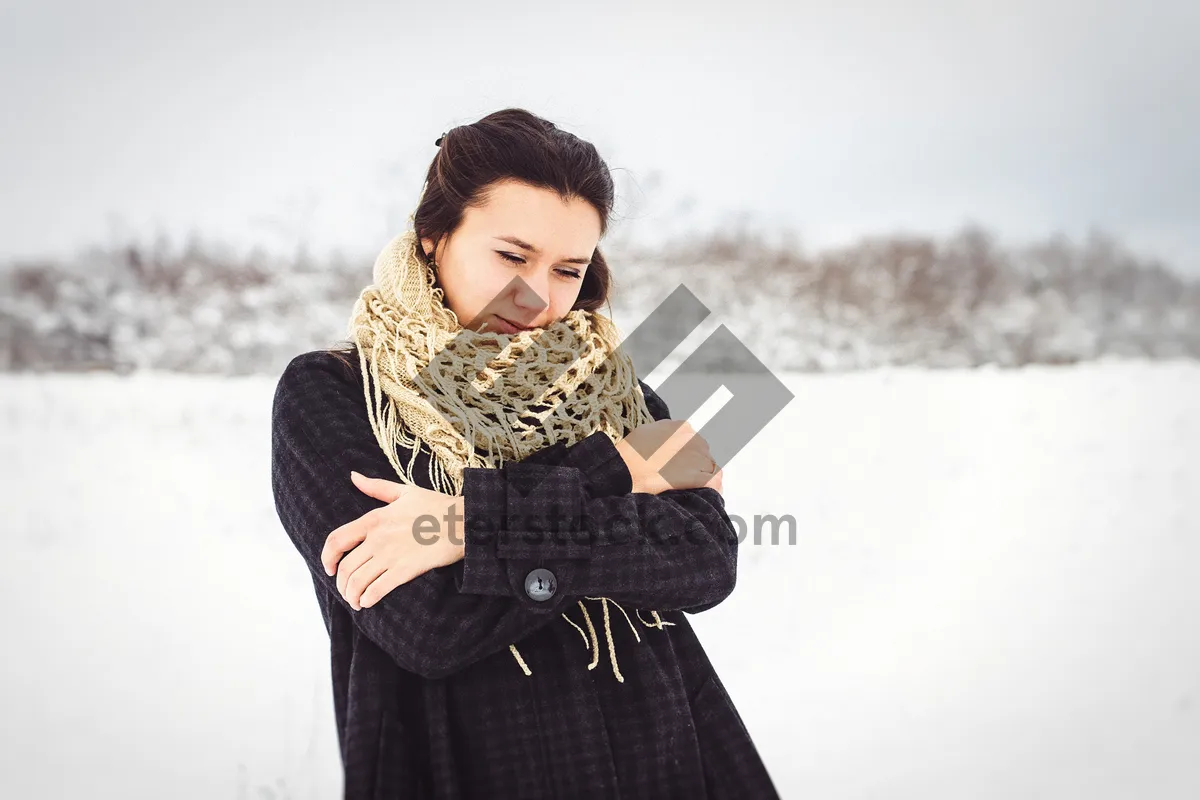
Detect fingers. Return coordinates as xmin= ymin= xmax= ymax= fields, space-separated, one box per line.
xmin=350 ymin=471 xmax=407 ymax=504
xmin=689 ymin=449 xmax=716 ymax=474
xmin=652 ymin=420 xmax=707 ymax=464
xmin=336 ymin=543 xmax=374 ymax=602
xmin=656 ymin=460 xmax=721 ymax=493
xmin=668 ymin=421 xmax=712 ymax=462
xmin=344 ymin=557 xmax=389 ymax=611
xmin=623 ymin=419 xmax=720 ymax=493
xmin=704 ymin=465 xmax=723 ymax=494
xmin=666 ymin=424 xmax=718 ymax=491
xmin=325 ymin=473 xmax=404 ymax=577
xmin=359 ymin=568 xmax=410 ymax=609
xmin=667 ymin=422 xmax=706 ymax=463
xmin=322 ymin=512 xmax=375 ymax=575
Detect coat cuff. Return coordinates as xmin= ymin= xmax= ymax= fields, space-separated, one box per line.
xmin=560 ymin=431 xmax=633 ymax=496
xmin=456 ymin=465 xmax=508 ymax=595
xmin=457 ymin=463 xmax=591 ymax=583
xmin=499 ymin=462 xmax=591 ymax=558
xmin=457 ymin=464 xmax=585 ymax=608
xmin=454 ymin=435 xmax=632 ymax=598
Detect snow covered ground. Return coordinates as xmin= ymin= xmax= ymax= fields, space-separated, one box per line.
xmin=1 ymin=360 xmax=1197 ymax=799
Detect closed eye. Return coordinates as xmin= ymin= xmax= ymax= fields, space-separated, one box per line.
xmin=497 ymin=251 xmax=583 ymax=280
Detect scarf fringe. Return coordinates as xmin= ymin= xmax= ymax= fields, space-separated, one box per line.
xmin=512 ymin=597 xmax=671 ymax=683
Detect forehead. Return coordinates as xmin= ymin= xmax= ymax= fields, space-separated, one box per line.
xmin=463 ymin=179 xmax=601 ymax=253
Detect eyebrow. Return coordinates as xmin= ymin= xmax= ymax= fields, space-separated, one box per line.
xmin=494 ymin=236 xmax=592 ymax=265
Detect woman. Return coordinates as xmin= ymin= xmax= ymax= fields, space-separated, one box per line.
xmin=271 ymin=108 xmax=780 ymax=799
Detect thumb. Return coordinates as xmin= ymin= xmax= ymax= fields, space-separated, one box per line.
xmin=350 ymin=470 xmax=406 ymax=504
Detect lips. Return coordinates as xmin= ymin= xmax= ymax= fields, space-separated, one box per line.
xmin=490 ymin=315 xmax=534 ymax=333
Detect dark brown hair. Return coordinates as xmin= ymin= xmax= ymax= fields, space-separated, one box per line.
xmin=326 ymin=108 xmax=618 ymax=372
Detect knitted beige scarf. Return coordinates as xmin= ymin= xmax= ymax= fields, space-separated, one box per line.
xmin=346 ymin=220 xmax=674 ymax=682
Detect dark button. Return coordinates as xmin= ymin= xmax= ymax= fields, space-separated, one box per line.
xmin=524 ymin=568 xmax=557 ymax=602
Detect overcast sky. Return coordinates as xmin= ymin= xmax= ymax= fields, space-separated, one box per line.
xmin=2 ymin=0 xmax=1198 ymax=273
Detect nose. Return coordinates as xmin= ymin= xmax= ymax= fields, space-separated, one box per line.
xmin=511 ymin=272 xmax=550 ymax=316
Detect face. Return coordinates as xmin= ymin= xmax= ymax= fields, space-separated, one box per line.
xmin=421 ymin=178 xmax=602 ymax=334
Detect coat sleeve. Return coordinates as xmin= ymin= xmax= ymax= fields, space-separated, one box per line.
xmin=270 ymin=352 xmax=735 ymax=681
xmin=271 ymin=351 xmax=603 ymax=679
xmin=458 ymin=382 xmax=739 ymax=616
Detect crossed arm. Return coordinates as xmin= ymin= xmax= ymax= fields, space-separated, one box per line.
xmin=270 ymin=351 xmax=739 ymax=678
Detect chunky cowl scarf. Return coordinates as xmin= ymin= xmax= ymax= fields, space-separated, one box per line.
xmin=345 ymin=216 xmax=674 ymax=681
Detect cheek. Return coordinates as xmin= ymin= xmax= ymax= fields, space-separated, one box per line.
xmin=554 ymin=277 xmax=588 ymax=315
xmin=441 ymin=262 xmax=511 ymax=319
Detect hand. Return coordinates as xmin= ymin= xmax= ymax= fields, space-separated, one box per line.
xmin=320 ymin=471 xmax=466 ymax=610
xmin=615 ymin=419 xmax=723 ymax=495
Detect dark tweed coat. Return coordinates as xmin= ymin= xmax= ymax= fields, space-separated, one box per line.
xmin=270 ymin=348 xmax=780 ymax=799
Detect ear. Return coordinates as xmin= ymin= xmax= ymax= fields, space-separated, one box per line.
xmin=420 ymin=235 xmax=440 ymax=265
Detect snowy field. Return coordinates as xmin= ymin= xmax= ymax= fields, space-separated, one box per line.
xmin=1 ymin=360 xmax=1197 ymax=799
